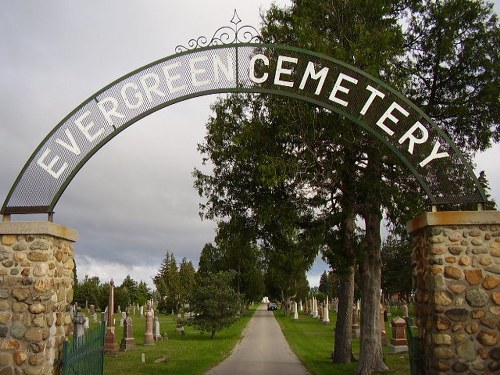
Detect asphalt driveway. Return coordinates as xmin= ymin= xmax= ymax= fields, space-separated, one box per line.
xmin=205 ymin=304 xmax=308 ymax=375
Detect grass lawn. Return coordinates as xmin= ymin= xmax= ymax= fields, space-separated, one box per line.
xmin=273 ymin=310 xmax=412 ymax=375
xmin=100 ymin=307 xmax=255 ymax=375
xmin=86 ymin=304 xmax=410 ymax=374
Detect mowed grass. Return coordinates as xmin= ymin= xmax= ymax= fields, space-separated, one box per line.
xmin=101 ymin=307 xmax=255 ymax=375
xmin=93 ymin=305 xmax=410 ymax=375
xmin=273 ymin=310 xmax=411 ymax=375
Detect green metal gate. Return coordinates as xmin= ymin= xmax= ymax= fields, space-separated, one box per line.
xmin=405 ymin=318 xmax=424 ymax=375
xmin=60 ymin=324 xmax=105 ymax=375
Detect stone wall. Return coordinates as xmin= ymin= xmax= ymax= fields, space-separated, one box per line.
xmin=0 ymin=222 xmax=78 ymax=375
xmin=408 ymin=211 xmax=500 ymax=374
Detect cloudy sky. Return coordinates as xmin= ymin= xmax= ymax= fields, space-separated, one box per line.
xmin=1 ymin=1 xmax=499 ymax=290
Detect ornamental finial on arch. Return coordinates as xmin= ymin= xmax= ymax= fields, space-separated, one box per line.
xmin=175 ymin=10 xmax=262 ymax=53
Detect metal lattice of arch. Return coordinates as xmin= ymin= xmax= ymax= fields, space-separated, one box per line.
xmin=1 ymin=12 xmax=487 ymax=215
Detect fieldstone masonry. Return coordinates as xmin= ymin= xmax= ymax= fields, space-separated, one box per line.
xmin=407 ymin=211 xmax=500 ymax=375
xmin=0 ymin=221 xmax=78 ymax=375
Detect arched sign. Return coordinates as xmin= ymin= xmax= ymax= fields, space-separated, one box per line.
xmin=1 ymin=18 xmax=487 ymax=215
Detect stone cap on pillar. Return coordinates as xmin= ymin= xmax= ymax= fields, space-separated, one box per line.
xmin=407 ymin=211 xmax=500 ymax=234
xmin=0 ymin=221 xmax=78 ymax=242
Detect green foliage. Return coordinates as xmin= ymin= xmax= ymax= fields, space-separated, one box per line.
xmin=73 ymin=275 xmax=102 ymax=308
xmin=195 ymin=93 xmax=315 ymax=311
xmin=381 ymin=235 xmax=413 ymax=300
xmin=114 ymin=286 xmax=130 ymax=310
xmin=399 ymin=0 xmax=499 ymax=152
xmin=153 ymin=251 xmax=181 ymax=313
xmin=178 ymin=258 xmax=196 ymax=306
xmin=189 ymin=271 xmax=243 ymax=339
xmin=120 ymin=275 xmax=152 ymax=306
xmin=104 ymin=306 xmax=257 ymax=375
xmin=198 ymin=243 xmax=224 ymax=275
xmin=74 ymin=275 xmax=151 ymax=311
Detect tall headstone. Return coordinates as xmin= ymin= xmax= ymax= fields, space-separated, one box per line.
xmin=293 ymin=301 xmax=299 ymax=320
xmin=352 ymin=303 xmax=360 ymax=338
xmin=380 ymin=303 xmax=387 ymax=345
xmin=323 ymin=296 xmax=330 ymax=324
xmin=104 ymin=279 xmax=118 ymax=354
xmin=73 ymin=307 xmax=86 ymax=339
xmin=120 ymin=314 xmax=136 ymax=351
xmin=144 ymin=302 xmax=155 ymax=345
xmin=401 ymin=302 xmax=408 ymax=319
xmin=153 ymin=316 xmax=162 ymax=341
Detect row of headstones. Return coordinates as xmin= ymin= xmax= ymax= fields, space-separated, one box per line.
xmin=72 ymin=303 xmax=166 ymax=353
xmin=75 ymin=302 xmax=155 ymax=319
xmin=300 ymin=296 xmax=334 ymax=324
xmin=297 ymin=298 xmax=410 ymax=353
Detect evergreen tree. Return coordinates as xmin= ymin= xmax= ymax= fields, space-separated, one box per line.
xmin=189 ymin=271 xmax=243 ymax=339
xmin=178 ymin=257 xmax=196 ymax=306
xmin=153 ymin=251 xmax=180 ymax=312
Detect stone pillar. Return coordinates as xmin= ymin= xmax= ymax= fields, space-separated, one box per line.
xmin=407 ymin=211 xmax=500 ymax=374
xmin=0 ymin=221 xmax=78 ymax=375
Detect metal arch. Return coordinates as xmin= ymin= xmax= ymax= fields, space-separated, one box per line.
xmin=1 ymin=42 xmax=488 ymax=216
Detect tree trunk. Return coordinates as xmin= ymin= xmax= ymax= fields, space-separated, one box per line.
xmin=356 ymin=210 xmax=389 ymax=375
xmin=333 ymin=145 xmax=357 ymax=363
xmin=332 ymin=267 xmax=355 ymax=363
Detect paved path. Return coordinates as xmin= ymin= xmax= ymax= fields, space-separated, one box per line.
xmin=205 ymin=304 xmax=309 ymax=375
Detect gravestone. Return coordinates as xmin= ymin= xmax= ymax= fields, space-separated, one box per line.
xmin=380 ymin=303 xmax=387 ymax=345
xmin=388 ymin=317 xmax=408 ymax=353
xmin=153 ymin=316 xmax=162 ymax=341
xmin=323 ymin=296 xmax=330 ymax=324
xmin=176 ymin=313 xmax=185 ymax=335
xmin=120 ymin=311 xmax=127 ymax=327
xmin=352 ymin=304 xmax=360 ymax=338
xmin=104 ymin=280 xmax=118 ymax=355
xmin=144 ymin=303 xmax=155 ymax=345
xmin=293 ymin=301 xmax=299 ymax=320
xmin=120 ymin=314 xmax=136 ymax=351
xmin=401 ymin=302 xmax=408 ymax=319
xmin=73 ymin=308 xmax=86 ymax=339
